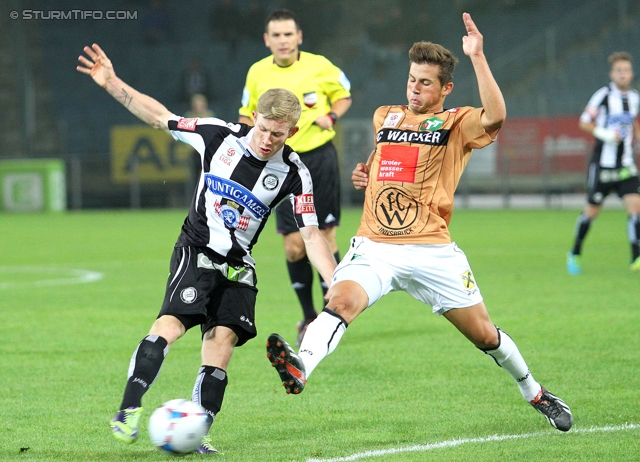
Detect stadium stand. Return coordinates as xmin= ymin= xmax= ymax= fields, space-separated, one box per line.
xmin=3 ymin=0 xmax=639 ymax=207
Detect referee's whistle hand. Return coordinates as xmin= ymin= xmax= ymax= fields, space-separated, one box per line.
xmin=314 ymin=115 xmax=334 ymax=130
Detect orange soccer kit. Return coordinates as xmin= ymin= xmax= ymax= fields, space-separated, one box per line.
xmin=357 ymin=105 xmax=494 ymax=244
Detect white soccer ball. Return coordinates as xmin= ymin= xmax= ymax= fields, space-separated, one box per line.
xmin=148 ymin=399 xmax=210 ymax=454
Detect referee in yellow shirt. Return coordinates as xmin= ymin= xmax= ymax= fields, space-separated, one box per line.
xmin=239 ymin=9 xmax=352 ymax=345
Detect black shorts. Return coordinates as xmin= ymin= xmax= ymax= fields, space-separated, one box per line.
xmin=158 ymin=246 xmax=258 ymax=346
xmin=586 ymin=164 xmax=640 ymax=205
xmin=276 ymin=140 xmax=341 ymax=235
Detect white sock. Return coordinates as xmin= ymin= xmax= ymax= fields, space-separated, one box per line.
xmin=483 ymin=328 xmax=541 ymax=402
xmin=298 ymin=310 xmax=347 ymax=378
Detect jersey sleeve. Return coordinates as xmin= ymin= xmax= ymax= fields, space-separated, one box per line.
xmin=317 ymin=59 xmax=352 ymax=104
xmin=285 ymin=155 xmax=319 ymax=229
xmin=458 ymin=107 xmax=494 ymax=150
xmin=580 ymin=86 xmax=609 ymax=123
xmin=372 ymin=106 xmax=387 ymax=132
xmin=238 ymin=64 xmax=259 ymax=119
xmin=167 ymin=115 xmax=243 ymax=157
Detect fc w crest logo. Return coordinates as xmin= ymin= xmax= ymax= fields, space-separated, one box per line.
xmin=374 ymin=186 xmax=418 ymax=231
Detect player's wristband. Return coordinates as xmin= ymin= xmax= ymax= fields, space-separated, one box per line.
xmin=593 ymin=126 xmax=618 ymax=143
xmin=327 ymin=112 xmax=338 ymax=126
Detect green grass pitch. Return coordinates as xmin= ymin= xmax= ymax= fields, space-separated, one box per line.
xmin=1 ymin=207 xmax=639 ymax=461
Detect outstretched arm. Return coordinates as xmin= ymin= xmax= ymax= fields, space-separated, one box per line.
xmin=462 ymin=13 xmax=506 ymax=135
xmin=76 ymin=43 xmax=172 ymax=131
xmin=299 ymin=225 xmax=337 ymax=287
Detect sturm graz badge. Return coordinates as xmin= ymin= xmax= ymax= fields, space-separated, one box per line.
xmin=374 ymin=186 xmax=419 ymax=235
xmin=262 ymin=173 xmax=279 ymax=191
xmin=180 ymin=287 xmax=197 ymax=304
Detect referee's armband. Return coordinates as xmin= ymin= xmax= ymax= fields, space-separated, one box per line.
xmin=327 ymin=111 xmax=338 ymax=126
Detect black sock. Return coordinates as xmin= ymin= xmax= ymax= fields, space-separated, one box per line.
xmin=287 ymin=256 xmax=316 ymax=320
xmin=193 ymin=366 xmax=228 ymax=422
xmin=120 ymin=335 xmax=168 ymax=409
xmin=319 ymin=251 xmax=341 ymax=305
xmin=572 ymin=213 xmax=592 ymax=255
xmin=629 ymin=214 xmax=640 ymax=261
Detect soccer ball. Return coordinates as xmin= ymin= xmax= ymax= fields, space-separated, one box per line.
xmin=148 ymin=399 xmax=210 ymax=454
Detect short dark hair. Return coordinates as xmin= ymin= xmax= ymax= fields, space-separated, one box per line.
xmin=264 ymin=9 xmax=300 ymax=33
xmin=408 ymin=42 xmax=459 ymax=86
xmin=608 ymin=51 xmax=633 ymax=68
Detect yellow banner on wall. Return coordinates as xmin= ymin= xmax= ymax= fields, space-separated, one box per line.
xmin=110 ymin=125 xmax=194 ymax=183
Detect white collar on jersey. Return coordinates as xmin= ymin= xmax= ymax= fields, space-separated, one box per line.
xmin=238 ymin=128 xmax=284 ymax=161
xmin=609 ymin=81 xmax=630 ymax=97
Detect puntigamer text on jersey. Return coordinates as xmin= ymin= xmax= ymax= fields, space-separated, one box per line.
xmin=204 ymin=174 xmax=269 ymax=219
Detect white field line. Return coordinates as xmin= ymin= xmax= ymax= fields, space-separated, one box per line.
xmin=305 ymin=423 xmax=640 ymax=462
xmin=0 ymin=266 xmax=103 ymax=289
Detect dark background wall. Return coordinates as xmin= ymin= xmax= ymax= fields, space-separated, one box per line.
xmin=1 ymin=0 xmax=639 ymax=207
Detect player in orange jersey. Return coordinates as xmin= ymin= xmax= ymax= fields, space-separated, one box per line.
xmin=266 ymin=12 xmax=573 ymax=432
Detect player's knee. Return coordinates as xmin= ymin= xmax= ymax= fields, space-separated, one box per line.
xmin=326 ymin=287 xmax=366 ymax=323
xmin=473 ymin=324 xmax=500 ymax=350
xmin=326 ymin=298 xmax=357 ymax=323
xmin=584 ymin=205 xmax=600 ymax=219
xmin=284 ymin=248 xmax=306 ymax=262
xmin=150 ymin=315 xmax=185 ymax=345
xmin=203 ymin=326 xmax=238 ymax=347
xmin=282 ymin=234 xmax=306 ymax=261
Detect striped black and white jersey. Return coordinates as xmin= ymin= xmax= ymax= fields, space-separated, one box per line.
xmin=167 ymin=115 xmax=318 ymax=268
xmin=579 ymin=82 xmax=640 ymax=168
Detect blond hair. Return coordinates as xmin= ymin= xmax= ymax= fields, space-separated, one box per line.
xmin=608 ymin=51 xmax=633 ymax=68
xmin=257 ymin=88 xmax=301 ymax=127
xmin=408 ymin=41 xmax=459 ymax=86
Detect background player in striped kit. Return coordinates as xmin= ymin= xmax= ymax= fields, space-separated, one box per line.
xmin=77 ymin=43 xmax=337 ymax=454
xmin=239 ymin=9 xmax=352 ymax=346
xmin=567 ymin=51 xmax=640 ymax=274
xmin=266 ymin=12 xmax=573 ymax=433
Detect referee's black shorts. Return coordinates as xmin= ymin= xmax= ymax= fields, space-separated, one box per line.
xmin=276 ymin=140 xmax=341 ymax=235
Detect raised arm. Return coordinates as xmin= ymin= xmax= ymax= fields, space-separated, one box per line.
xmin=461 ymin=13 xmax=506 ymax=135
xmin=76 ymin=43 xmax=172 ymax=131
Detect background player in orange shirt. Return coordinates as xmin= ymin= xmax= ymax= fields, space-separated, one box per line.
xmin=266 ymin=12 xmax=573 ymax=432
